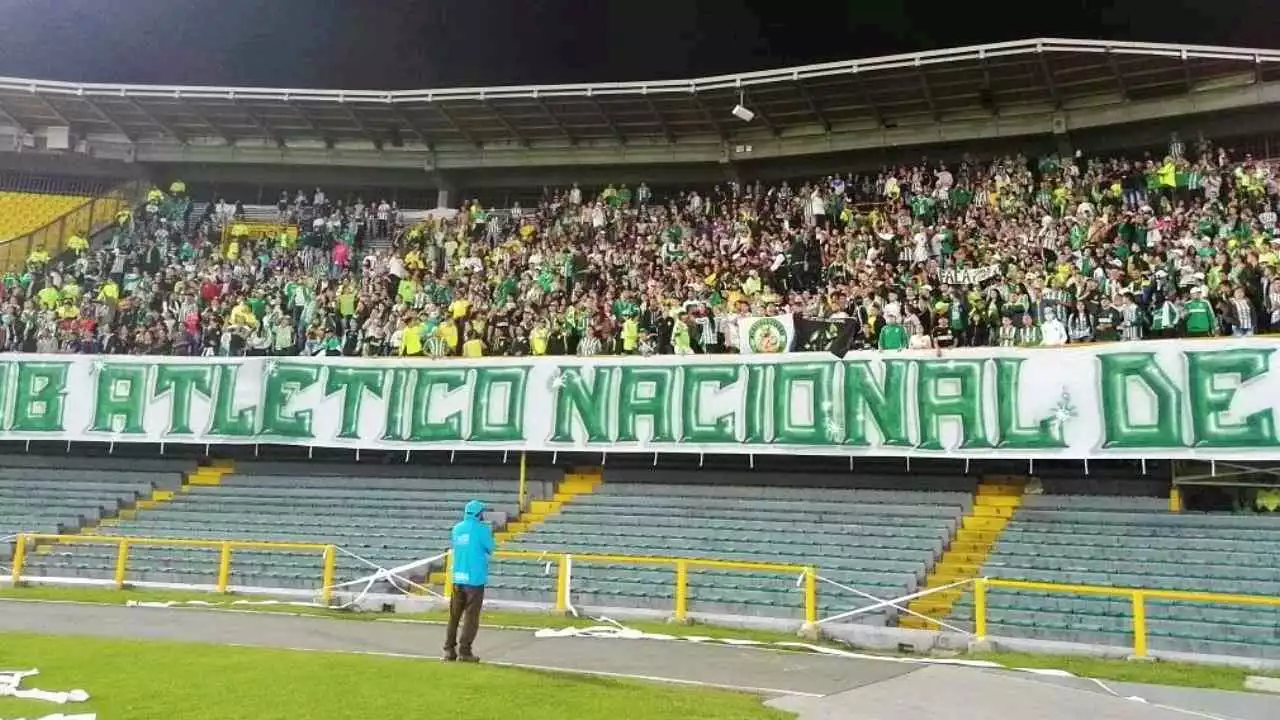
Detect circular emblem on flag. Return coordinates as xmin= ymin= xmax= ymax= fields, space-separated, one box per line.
xmin=748 ymin=318 xmax=788 ymax=353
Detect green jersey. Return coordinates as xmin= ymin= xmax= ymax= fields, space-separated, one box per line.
xmin=910 ymin=195 xmax=936 ymax=220
xmin=1183 ymin=298 xmax=1215 ymax=334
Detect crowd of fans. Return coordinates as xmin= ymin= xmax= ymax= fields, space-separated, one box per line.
xmin=7 ymin=135 xmax=1280 ymax=358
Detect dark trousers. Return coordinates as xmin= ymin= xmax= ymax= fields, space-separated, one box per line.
xmin=444 ymin=585 xmax=485 ymax=655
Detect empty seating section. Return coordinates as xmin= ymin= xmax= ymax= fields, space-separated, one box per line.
xmin=19 ymin=468 xmax=523 ymax=591
xmin=493 ymin=481 xmax=972 ymax=624
xmin=0 ymin=459 xmax=186 ymax=566
xmin=948 ymin=494 xmax=1280 ymax=658
xmin=0 ymin=192 xmax=90 ymax=240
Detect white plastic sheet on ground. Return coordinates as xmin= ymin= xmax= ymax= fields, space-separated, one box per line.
xmin=0 ymin=714 xmax=96 ymax=720
xmin=0 ymin=668 xmax=94 ymax=719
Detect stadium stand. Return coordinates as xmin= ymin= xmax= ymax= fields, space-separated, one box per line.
xmin=3 ymin=38 xmax=1280 ymax=666
xmin=14 ymin=462 xmax=550 ymax=591
xmin=0 ymin=191 xmax=91 ymax=241
xmin=0 ymin=455 xmax=188 ymax=557
xmin=947 ymin=488 xmax=1280 ymax=659
xmin=2 ymin=135 xmax=1279 ymax=357
xmin=491 ymin=471 xmax=975 ymax=624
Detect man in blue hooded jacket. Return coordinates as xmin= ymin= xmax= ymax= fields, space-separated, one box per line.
xmin=444 ymin=499 xmax=494 ymax=662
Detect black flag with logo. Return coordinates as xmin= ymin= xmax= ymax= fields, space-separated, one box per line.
xmin=793 ymin=316 xmax=860 ymax=358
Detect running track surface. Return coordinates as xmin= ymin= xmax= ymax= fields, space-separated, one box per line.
xmin=0 ymin=600 xmax=1274 ymax=720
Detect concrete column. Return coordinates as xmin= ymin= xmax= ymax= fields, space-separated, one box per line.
xmin=432 ymin=171 xmax=459 ymax=209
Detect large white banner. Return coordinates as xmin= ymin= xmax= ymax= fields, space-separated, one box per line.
xmin=2 ymin=339 xmax=1280 ymax=458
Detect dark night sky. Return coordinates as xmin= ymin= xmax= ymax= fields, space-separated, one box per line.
xmin=0 ymin=0 xmax=1274 ymax=89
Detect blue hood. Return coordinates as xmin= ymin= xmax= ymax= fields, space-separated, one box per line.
xmin=463 ymin=500 xmax=486 ymax=518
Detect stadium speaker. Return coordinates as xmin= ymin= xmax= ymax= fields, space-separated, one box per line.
xmin=731 ymin=104 xmax=755 ymax=123
xmin=45 ymin=126 xmax=71 ymax=150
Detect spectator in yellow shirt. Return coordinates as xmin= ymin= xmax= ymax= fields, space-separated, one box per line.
xmin=449 ymin=297 xmax=472 ymax=320
xmin=438 ymin=318 xmax=459 ymax=351
xmin=461 ymin=332 xmax=485 ymax=358
xmin=228 ymin=300 xmax=258 ymax=329
xmin=66 ymin=234 xmax=88 ymax=255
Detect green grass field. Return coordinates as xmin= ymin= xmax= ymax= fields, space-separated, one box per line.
xmin=0 ymin=632 xmax=790 ymax=720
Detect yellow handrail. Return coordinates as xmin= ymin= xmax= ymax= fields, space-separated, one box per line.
xmin=444 ymin=548 xmax=817 ymax=625
xmin=9 ymin=533 xmax=337 ymax=604
xmin=975 ymin=577 xmax=1280 ymax=658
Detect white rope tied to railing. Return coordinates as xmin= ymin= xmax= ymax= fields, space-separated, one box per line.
xmin=323 ymin=548 xmax=450 ymax=609
xmin=0 ymin=534 xmax=16 ymax=575
xmin=815 ymin=575 xmax=975 ymax=635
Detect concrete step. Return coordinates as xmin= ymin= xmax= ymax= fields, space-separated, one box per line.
xmin=973 ymin=494 xmax=1021 ymax=508
xmin=948 ymin=540 xmax=993 ymax=555
xmin=939 ymin=551 xmax=987 ymax=566
xmin=530 ymin=500 xmax=559 ymax=515
xmin=961 ymin=516 xmax=1010 ymax=532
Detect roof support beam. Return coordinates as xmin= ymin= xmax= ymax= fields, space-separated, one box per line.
xmin=978 ymin=52 xmax=1000 ymax=116
xmin=641 ymin=95 xmax=674 ymax=143
xmin=287 ymin=101 xmax=323 ymax=136
xmin=1106 ymin=49 xmax=1129 ymax=99
xmin=585 ymin=94 xmax=623 ymax=145
xmin=232 ymin=99 xmax=284 ymax=146
xmin=124 ymin=97 xmax=184 ymax=142
xmin=1037 ymin=53 xmax=1063 ymax=109
xmin=79 ymin=96 xmax=135 ymax=142
xmin=384 ymin=104 xmax=434 ymax=148
xmin=483 ymin=101 xmax=528 ymax=147
xmin=689 ymin=89 xmax=729 ymax=141
xmin=183 ymin=102 xmax=235 ymax=145
xmin=339 ymin=103 xmax=378 ymax=143
xmin=432 ymin=104 xmax=482 ymax=148
xmin=852 ymin=71 xmax=885 ymax=128
xmin=742 ymin=88 xmax=778 ymax=136
xmin=915 ymin=66 xmax=940 ymax=121
xmin=31 ymin=93 xmax=71 ymax=127
xmin=536 ymin=96 xmax=576 ymax=145
xmin=793 ymin=81 xmax=831 ymax=133
xmin=0 ymin=99 xmax=32 ymax=134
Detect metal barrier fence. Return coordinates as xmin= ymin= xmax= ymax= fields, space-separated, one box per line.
xmin=11 ymin=532 xmax=1280 ymax=660
xmin=7 ymin=533 xmax=336 ymax=604
xmin=0 ymin=173 xmax=118 ymax=197
xmin=0 ymin=179 xmax=145 ymax=272
xmin=445 ymin=549 xmax=818 ymax=625
xmin=974 ymin=577 xmax=1280 ymax=658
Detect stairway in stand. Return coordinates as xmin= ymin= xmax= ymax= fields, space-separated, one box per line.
xmin=898 ymin=476 xmax=1026 ymax=630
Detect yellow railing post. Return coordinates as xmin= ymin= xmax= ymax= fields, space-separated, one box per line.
xmin=804 ymin=567 xmax=818 ymax=625
xmin=442 ymin=552 xmax=454 ymax=599
xmin=974 ymin=577 xmax=988 ymax=640
xmin=1131 ymin=590 xmax=1148 ymax=659
xmin=216 ymin=541 xmax=232 ymax=593
xmin=674 ymin=560 xmax=689 ymax=621
xmin=554 ymin=554 xmax=569 ymax=613
xmin=518 ymin=451 xmax=528 ymax=512
xmin=320 ymin=545 xmax=336 ymax=606
xmin=10 ymin=534 xmax=28 ymax=585
xmin=113 ymin=540 xmax=130 ymax=589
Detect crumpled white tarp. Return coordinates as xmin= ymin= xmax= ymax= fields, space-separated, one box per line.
xmin=0 ymin=707 xmax=95 ymax=712
xmin=0 ymin=668 xmax=91 ymax=706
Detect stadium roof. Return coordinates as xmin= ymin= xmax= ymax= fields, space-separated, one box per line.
xmin=2 ymin=38 xmax=1279 ymax=165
